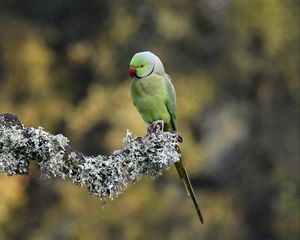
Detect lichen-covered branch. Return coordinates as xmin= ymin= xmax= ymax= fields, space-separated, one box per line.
xmin=0 ymin=113 xmax=180 ymax=201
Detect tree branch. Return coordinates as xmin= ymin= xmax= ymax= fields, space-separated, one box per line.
xmin=0 ymin=113 xmax=180 ymax=201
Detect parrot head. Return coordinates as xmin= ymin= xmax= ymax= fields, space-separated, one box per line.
xmin=129 ymin=51 xmax=165 ymax=78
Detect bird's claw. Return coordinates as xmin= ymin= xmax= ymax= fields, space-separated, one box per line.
xmin=176 ymin=133 xmax=184 ymax=143
xmin=147 ymin=121 xmax=184 ymax=143
xmin=147 ymin=120 xmax=164 ymax=134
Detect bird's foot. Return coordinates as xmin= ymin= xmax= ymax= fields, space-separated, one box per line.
xmin=147 ymin=121 xmax=184 ymax=143
xmin=147 ymin=120 xmax=164 ymax=134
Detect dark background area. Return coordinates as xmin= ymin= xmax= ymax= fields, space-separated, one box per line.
xmin=0 ymin=0 xmax=299 ymax=239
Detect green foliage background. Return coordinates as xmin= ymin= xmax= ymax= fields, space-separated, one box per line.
xmin=0 ymin=0 xmax=299 ymax=239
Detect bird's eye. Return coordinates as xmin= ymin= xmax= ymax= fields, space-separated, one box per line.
xmin=140 ymin=64 xmax=144 ymax=68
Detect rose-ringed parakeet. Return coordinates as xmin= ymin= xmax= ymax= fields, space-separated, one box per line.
xmin=129 ymin=51 xmax=204 ymax=224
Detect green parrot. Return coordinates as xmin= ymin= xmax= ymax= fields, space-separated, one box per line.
xmin=129 ymin=51 xmax=204 ymax=224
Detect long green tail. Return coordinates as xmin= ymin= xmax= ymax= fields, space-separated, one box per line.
xmin=156 ymin=120 xmax=204 ymax=223
xmin=174 ymin=152 xmax=204 ymax=224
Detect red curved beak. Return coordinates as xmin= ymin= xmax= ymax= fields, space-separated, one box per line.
xmin=129 ymin=66 xmax=136 ymax=78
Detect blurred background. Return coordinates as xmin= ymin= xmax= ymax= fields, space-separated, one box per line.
xmin=0 ymin=0 xmax=299 ymax=239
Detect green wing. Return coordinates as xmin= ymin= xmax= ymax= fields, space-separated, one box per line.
xmin=164 ymin=74 xmax=177 ymax=131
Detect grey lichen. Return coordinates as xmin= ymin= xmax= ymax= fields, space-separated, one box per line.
xmin=0 ymin=113 xmax=181 ymax=201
